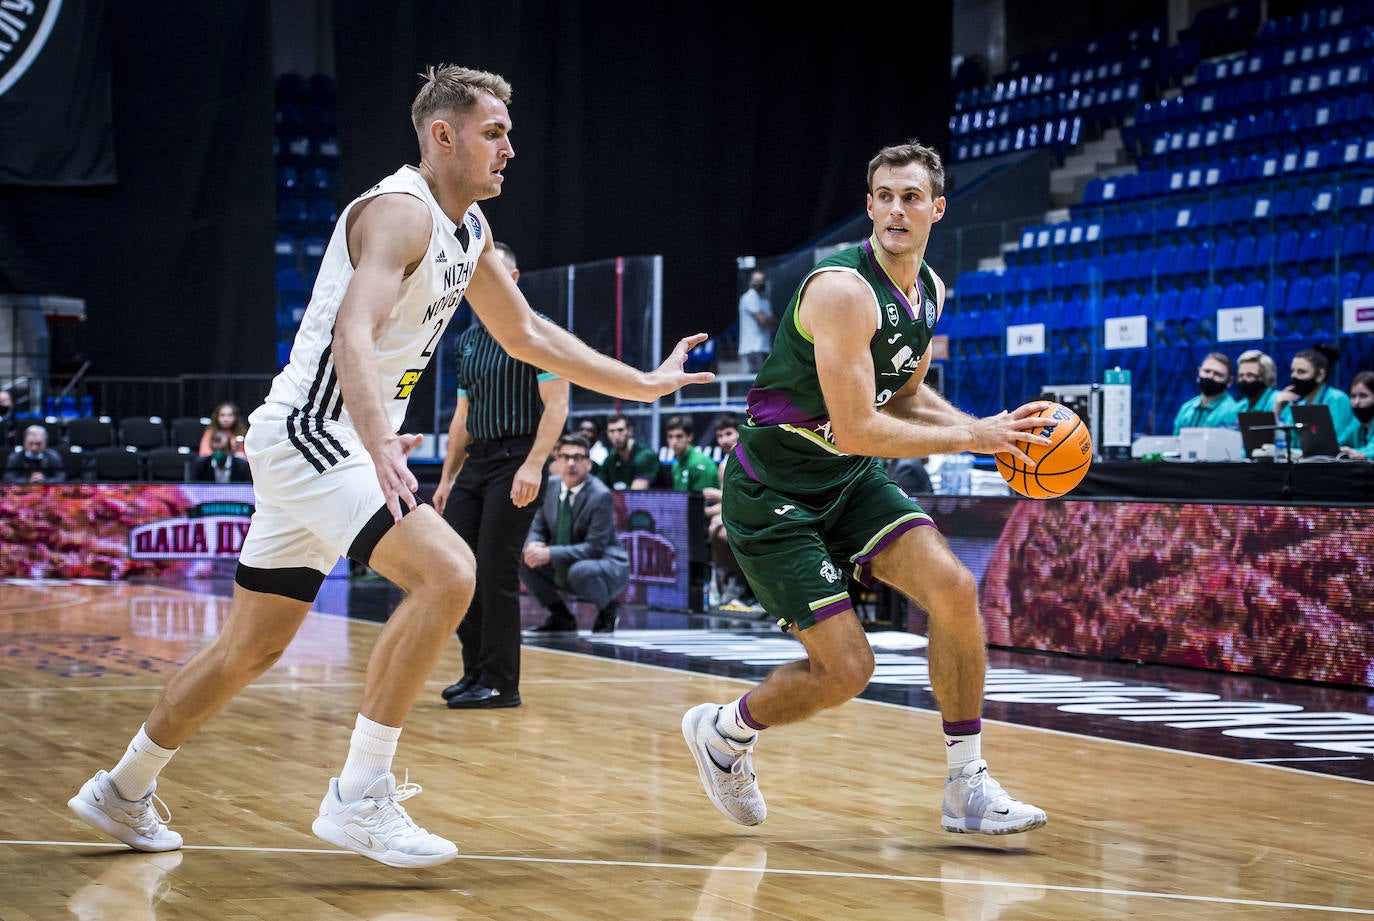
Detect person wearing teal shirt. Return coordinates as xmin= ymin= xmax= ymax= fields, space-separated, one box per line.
xmin=1234 ymin=349 xmax=1279 ymax=414
xmin=664 ymin=414 xmax=720 ymax=492
xmin=1275 ymin=346 xmax=1352 ymax=436
xmin=1173 ymin=352 xmax=1240 ymax=435
xmin=1338 ymin=370 xmax=1374 ymax=459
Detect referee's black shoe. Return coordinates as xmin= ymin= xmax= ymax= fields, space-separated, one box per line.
xmin=446 ymin=684 xmax=521 ymax=709
xmin=440 ymin=674 xmax=477 ymax=701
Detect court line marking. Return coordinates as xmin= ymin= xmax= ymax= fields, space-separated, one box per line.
xmin=4 ymin=839 xmax=1371 ymax=914
xmin=529 ymin=644 xmax=1374 ymax=787
xmin=6 ymin=594 xmax=1372 ymax=787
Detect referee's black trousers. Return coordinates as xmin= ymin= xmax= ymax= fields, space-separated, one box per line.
xmin=443 ymin=435 xmax=546 ymax=693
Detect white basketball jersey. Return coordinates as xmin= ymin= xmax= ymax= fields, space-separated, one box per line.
xmin=256 ymin=165 xmax=483 ymax=450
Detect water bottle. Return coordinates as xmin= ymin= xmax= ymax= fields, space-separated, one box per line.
xmin=959 ymin=454 xmax=974 ymax=495
xmin=1273 ymin=429 xmax=1288 ymax=463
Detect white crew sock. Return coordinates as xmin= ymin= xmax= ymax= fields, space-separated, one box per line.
xmin=108 ymin=724 xmax=178 ymax=800
xmin=714 ymin=698 xmax=760 ymax=744
xmin=337 ymin=714 xmax=402 ymax=802
xmin=944 ymin=730 xmax=983 ymax=777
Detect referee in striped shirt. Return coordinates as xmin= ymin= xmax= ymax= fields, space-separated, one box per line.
xmin=433 ymin=242 xmax=570 ymax=709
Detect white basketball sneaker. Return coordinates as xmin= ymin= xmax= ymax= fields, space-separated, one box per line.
xmin=67 ymin=770 xmax=183 ymax=852
xmin=941 ymin=759 xmax=1047 ymax=835
xmin=681 ymin=703 xmax=767 ymax=826
xmin=311 ymin=773 xmax=457 ymax=868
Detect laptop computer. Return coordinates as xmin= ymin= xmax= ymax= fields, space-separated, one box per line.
xmin=1290 ymin=403 xmax=1341 ymax=457
xmin=1238 ymin=411 xmax=1280 ymax=457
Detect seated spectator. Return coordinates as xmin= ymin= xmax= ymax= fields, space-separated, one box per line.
xmin=521 ymin=434 xmax=630 ymax=635
xmin=704 ymin=415 xmax=755 ymax=607
xmin=1275 ymin=345 xmax=1352 ymax=435
xmin=665 ymin=414 xmax=719 ymax=493
xmin=1338 ymin=370 xmax=1374 ymax=460
xmin=887 ymin=456 xmax=933 ymax=495
xmin=598 ymin=412 xmax=659 ymax=490
xmin=193 ymin=431 xmax=253 ymax=482
xmin=4 ymin=425 xmax=65 ymax=483
xmin=0 ymin=389 xmax=15 ymax=445
xmin=1173 ymin=352 xmax=1239 ymax=435
xmin=1234 ymin=349 xmax=1279 ymax=414
xmin=576 ymin=416 xmax=609 ymax=472
xmin=199 ymin=401 xmax=248 ymax=457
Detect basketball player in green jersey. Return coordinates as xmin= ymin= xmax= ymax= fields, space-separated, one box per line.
xmin=683 ymin=140 xmax=1055 ymax=835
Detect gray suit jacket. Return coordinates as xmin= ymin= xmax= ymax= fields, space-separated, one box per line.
xmin=527 ymin=474 xmax=629 ymax=569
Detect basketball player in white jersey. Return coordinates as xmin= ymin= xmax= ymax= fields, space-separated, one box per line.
xmin=67 ymin=64 xmax=712 ymax=868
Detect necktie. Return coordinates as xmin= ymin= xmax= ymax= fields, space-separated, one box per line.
xmin=554 ymin=490 xmax=572 ymax=587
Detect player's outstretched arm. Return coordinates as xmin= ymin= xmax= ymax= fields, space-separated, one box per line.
xmin=464 ymin=236 xmax=713 ymax=402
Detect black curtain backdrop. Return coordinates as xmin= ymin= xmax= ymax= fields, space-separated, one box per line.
xmin=0 ymin=0 xmax=115 ymax=186
xmin=0 ymin=2 xmax=275 ymax=380
xmin=333 ymin=0 xmax=954 ymax=350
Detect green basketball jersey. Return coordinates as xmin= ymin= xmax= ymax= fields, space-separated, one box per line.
xmin=735 ymin=238 xmax=940 ymax=494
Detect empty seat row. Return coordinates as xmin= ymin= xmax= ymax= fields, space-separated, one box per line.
xmin=951 ymin=78 xmax=1142 ymax=137
xmin=1197 ymin=23 xmax=1374 ymax=84
xmin=25 ymin=415 xmax=212 ymax=452
xmin=1134 ymin=57 xmax=1372 ymax=132
xmin=1084 ymin=141 xmax=1374 ymax=207
xmin=1130 ymin=92 xmax=1373 ymax=163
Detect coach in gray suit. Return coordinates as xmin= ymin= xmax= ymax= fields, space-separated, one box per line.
xmin=521 ymin=433 xmax=631 ymax=634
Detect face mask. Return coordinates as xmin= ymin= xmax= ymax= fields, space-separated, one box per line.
xmin=1237 ymin=379 xmax=1266 ymax=400
xmin=1197 ymin=377 xmax=1228 ymax=397
xmin=1353 ymin=404 xmax=1374 ymax=424
xmin=1288 ymin=377 xmax=1320 ymax=398
xmin=212 ymin=450 xmax=228 ymax=465
xmin=24 ymin=451 xmax=41 ymax=461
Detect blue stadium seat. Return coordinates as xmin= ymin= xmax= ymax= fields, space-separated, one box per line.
xmin=1213 ymin=236 xmax=1236 ymax=272
xmin=1220 ymin=281 xmax=1247 ymax=310
xmin=300 ymin=235 xmax=328 ymax=275
xmin=1276 ymin=230 xmax=1302 ymax=264
xmin=308 ymin=198 xmax=338 ymax=230
xmin=1340 ymin=222 xmax=1369 ymax=259
xmin=1284 ymin=276 xmax=1312 ymax=314
xmin=275 ymin=165 xmax=299 ymax=195
xmin=277 ymin=196 xmax=309 ymax=232
xmin=1340 ymin=270 xmax=1363 ymax=300
xmin=1231 ymin=234 xmax=1256 ymax=268
xmin=274 ymin=234 xmax=299 ymax=271
xmin=275 ymin=267 xmax=306 ymax=299
xmin=1297 ymin=228 xmax=1325 ymax=262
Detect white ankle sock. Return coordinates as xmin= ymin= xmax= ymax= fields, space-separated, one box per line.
xmin=714 ymin=700 xmax=758 ymax=744
xmin=108 ymin=724 xmax=178 ymax=800
xmin=944 ymin=731 xmax=983 ymax=777
xmin=337 ymin=714 xmax=401 ymax=802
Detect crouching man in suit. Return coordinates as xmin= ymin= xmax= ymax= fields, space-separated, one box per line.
xmin=521 ymin=433 xmax=630 ymax=634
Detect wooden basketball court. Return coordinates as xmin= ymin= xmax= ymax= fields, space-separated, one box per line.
xmin=1 ymin=580 xmax=1371 ymax=920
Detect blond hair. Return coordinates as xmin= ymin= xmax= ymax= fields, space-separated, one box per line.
xmin=410 ymin=64 xmax=513 ymax=137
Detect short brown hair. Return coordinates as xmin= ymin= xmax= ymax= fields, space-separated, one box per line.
xmin=867 ymin=139 xmax=945 ymax=199
xmin=411 ymin=64 xmax=513 ymax=137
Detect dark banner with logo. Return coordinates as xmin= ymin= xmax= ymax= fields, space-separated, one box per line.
xmin=0 ymin=0 xmax=114 ymax=185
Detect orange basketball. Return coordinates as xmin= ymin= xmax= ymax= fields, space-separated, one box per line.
xmin=995 ymin=401 xmax=1093 ymax=499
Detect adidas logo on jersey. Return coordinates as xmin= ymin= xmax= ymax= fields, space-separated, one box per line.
xmin=435 ymin=249 xmax=448 ymax=264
